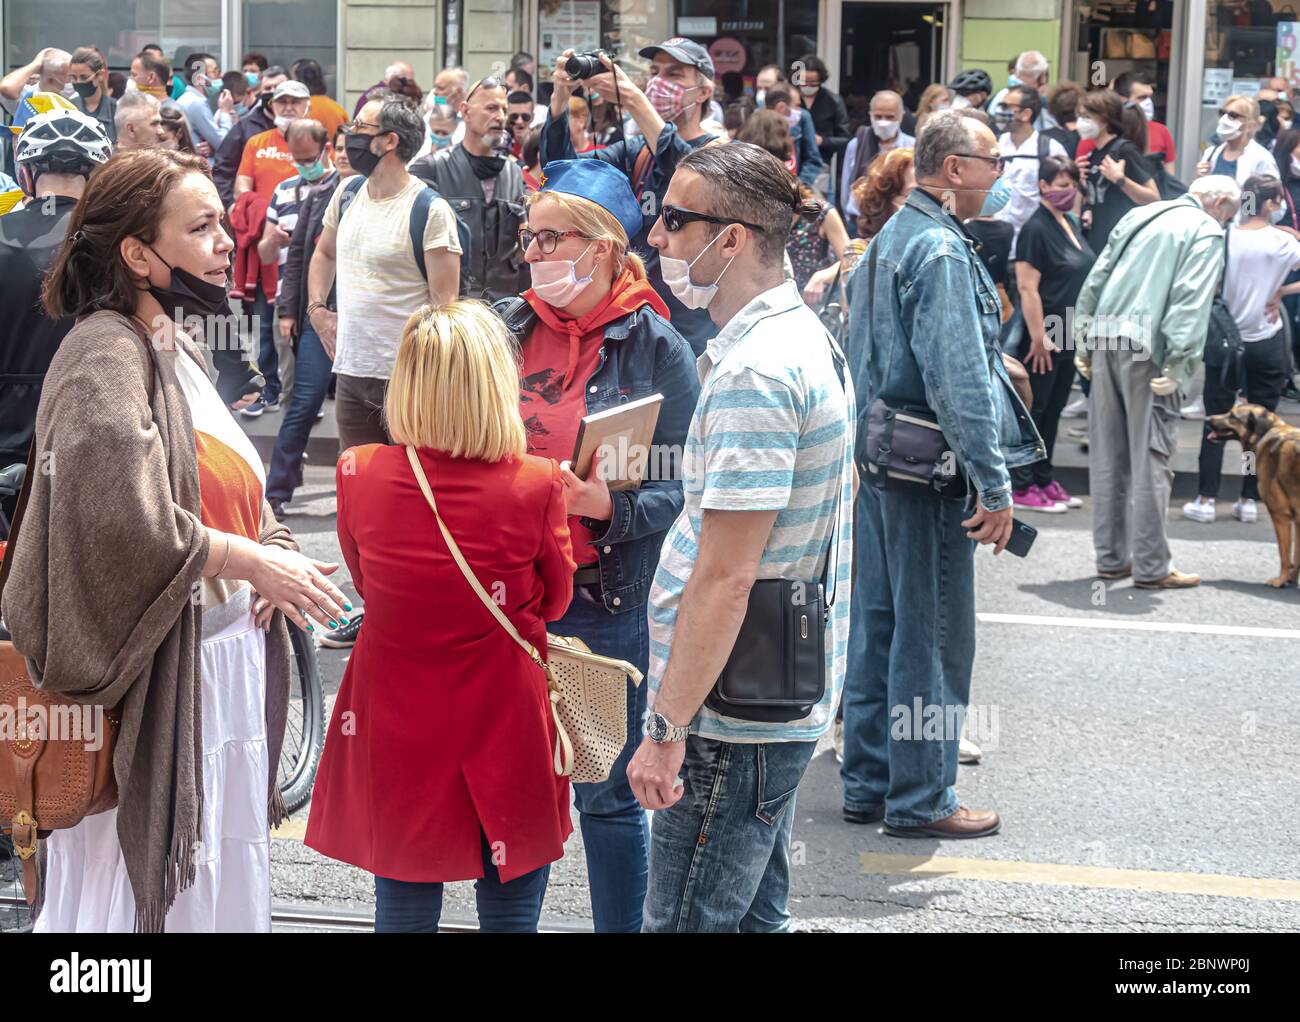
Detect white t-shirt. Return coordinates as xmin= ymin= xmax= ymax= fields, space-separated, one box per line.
xmin=1222 ymin=224 xmax=1300 ymax=342
xmin=322 ymin=175 xmax=462 ymax=379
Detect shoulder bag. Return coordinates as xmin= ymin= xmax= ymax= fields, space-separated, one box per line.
xmin=404 ymin=446 xmax=643 ymax=785
xmin=1204 ymin=227 xmax=1245 ymax=390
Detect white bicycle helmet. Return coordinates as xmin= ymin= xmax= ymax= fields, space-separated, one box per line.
xmin=13 ymin=102 xmax=112 ymax=196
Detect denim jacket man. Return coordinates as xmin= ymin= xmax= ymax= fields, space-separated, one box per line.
xmin=838 ymin=110 xmax=1039 ymax=841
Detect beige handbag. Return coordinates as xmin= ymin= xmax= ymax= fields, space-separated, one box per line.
xmin=405 ymin=447 xmax=643 ymax=784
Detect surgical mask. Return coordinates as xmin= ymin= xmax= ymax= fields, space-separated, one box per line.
xmin=952 ymin=95 xmax=972 ymax=110
xmin=800 ymin=85 xmax=819 ymax=99
xmin=529 ymin=243 xmax=595 ymax=306
xmin=430 ymin=130 xmax=454 ymax=149
xmin=1137 ymin=97 xmax=1155 ymax=121
xmin=1076 ymin=115 xmax=1100 ymax=140
xmin=72 ymin=80 xmax=97 ymax=99
xmin=787 ymin=109 xmax=801 ymax=130
xmin=1270 ymin=203 xmax=1287 ymax=225
xmin=206 ymin=79 xmax=223 ymax=99
xmin=344 ymin=132 xmax=382 ymax=177
xmin=245 ymin=72 xmax=259 ymax=88
xmin=296 ymin=157 xmax=328 ymax=182
xmin=979 ymin=176 xmax=1013 ymax=216
xmin=1043 ymin=185 xmax=1077 ymax=212
xmin=872 ymin=117 xmax=900 ymax=140
xmin=1008 ymin=75 xmax=1023 ymax=88
xmin=146 ymin=245 xmax=231 ymax=326
xmin=1217 ymin=115 xmax=1242 ymax=140
xmin=660 ymin=229 xmax=736 ymax=310
xmin=274 ymin=114 xmax=294 ymax=134
xmin=645 ymin=76 xmax=695 ymax=121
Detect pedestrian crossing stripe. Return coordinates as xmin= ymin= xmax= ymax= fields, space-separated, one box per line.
xmin=860 ymin=853 xmax=1300 ymax=902
xmin=978 ymin=612 xmax=1300 ymax=641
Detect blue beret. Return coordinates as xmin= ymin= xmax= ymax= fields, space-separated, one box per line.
xmin=538 ymin=159 xmax=644 ymax=243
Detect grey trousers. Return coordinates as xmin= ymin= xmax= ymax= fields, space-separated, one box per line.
xmin=335 ymin=373 xmax=391 ymax=453
xmin=1088 ymin=345 xmax=1180 ymax=582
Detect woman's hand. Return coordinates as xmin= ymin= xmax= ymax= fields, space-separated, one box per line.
xmin=1027 ymin=334 xmax=1057 ymax=375
xmin=560 ymin=452 xmax=614 ymax=521
xmin=1195 ymin=159 xmax=1212 ymax=179
xmin=1081 ymin=208 xmax=1093 ymax=231
xmin=1075 ymin=154 xmax=1091 ymax=179
xmin=247 ymin=544 xmax=350 ymax=633
xmin=802 ymin=263 xmax=840 ymax=306
xmin=250 ymin=592 xmax=274 ymax=632
xmin=1099 ymin=155 xmax=1126 ymax=184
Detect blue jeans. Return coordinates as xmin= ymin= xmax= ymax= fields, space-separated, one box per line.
xmin=840 ymin=484 xmax=975 ymax=826
xmin=250 ymin=286 xmax=281 ymax=403
xmin=372 ymin=831 xmax=551 ymax=933
xmin=266 ymin=322 xmax=333 ymax=504
xmin=549 ymin=588 xmax=650 ymax=933
xmin=642 ymin=736 xmax=817 ymax=933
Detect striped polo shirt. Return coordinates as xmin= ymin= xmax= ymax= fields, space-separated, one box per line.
xmin=647 ymin=280 xmax=855 ymax=744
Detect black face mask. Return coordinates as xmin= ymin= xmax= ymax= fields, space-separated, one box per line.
xmin=147 ymin=245 xmax=231 ymax=326
xmin=344 ymin=132 xmax=383 ymax=177
xmin=466 ymin=152 xmax=506 ymax=179
xmin=72 ymin=80 xmax=98 ymax=100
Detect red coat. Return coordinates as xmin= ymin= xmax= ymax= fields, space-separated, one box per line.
xmin=305 ymin=444 xmax=576 ymax=883
xmin=228 ymin=190 xmax=276 ymax=301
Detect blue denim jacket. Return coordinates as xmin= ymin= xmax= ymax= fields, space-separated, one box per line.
xmin=843 ymin=189 xmax=1044 ymax=511
xmin=495 ymin=298 xmax=701 ymax=613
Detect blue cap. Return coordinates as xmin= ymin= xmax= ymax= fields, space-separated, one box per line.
xmin=538 ymin=159 xmax=644 ymax=243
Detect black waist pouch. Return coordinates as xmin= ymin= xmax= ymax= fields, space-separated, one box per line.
xmin=704 ymin=578 xmax=827 ymax=723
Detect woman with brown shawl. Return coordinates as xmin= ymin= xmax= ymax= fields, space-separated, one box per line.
xmin=1 ymin=148 xmax=350 ymax=932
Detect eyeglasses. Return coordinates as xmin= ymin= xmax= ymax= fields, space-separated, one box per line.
xmin=659 ymin=204 xmax=767 ymax=234
xmin=519 ymin=228 xmax=592 ymax=254
xmin=347 ymin=119 xmax=383 ymax=134
xmin=954 ymin=153 xmax=1005 ymax=172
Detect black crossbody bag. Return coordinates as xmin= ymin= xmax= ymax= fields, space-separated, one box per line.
xmin=704 ymin=327 xmax=849 ymax=723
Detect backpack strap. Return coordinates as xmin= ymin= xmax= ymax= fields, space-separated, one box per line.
xmin=337 ymin=174 xmax=365 ymax=222
xmin=493 ymin=295 xmax=538 ymax=344
xmin=408 ymin=185 xmax=436 ymax=282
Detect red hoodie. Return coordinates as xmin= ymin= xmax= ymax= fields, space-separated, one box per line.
xmin=519 ymin=266 xmax=671 ymax=565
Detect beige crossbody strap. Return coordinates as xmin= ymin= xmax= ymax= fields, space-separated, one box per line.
xmin=405 ymin=447 xmax=574 ymax=775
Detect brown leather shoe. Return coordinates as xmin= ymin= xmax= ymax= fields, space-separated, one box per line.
xmin=1097 ymin=563 xmax=1132 ymax=580
xmin=884 ymin=806 xmax=1002 ymax=839
xmin=1134 ymin=568 xmax=1201 ymax=589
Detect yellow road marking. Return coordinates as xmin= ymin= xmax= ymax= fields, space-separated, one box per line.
xmin=860 ymin=853 xmax=1300 ymax=902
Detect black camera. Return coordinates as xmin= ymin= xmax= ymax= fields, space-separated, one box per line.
xmin=564 ymin=52 xmax=606 ymax=80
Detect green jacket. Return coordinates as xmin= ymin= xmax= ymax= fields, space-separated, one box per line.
xmin=1073 ymin=194 xmax=1225 ymax=387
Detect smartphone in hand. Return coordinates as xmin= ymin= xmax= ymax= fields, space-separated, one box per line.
xmin=1005 ymin=518 xmax=1037 ymax=558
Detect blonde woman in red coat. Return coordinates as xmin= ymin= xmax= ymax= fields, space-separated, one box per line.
xmin=305 ymin=299 xmax=576 ymax=932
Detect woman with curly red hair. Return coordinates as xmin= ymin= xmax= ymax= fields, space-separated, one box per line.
xmin=853 ymin=146 xmax=915 ymax=241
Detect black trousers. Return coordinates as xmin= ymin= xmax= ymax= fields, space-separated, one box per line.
xmin=1012 ymin=348 xmax=1077 ymax=490
xmin=1197 ymin=329 xmax=1289 ymax=501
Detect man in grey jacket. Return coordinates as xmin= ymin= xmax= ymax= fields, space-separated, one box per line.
xmin=409 ymin=77 xmax=528 ymax=301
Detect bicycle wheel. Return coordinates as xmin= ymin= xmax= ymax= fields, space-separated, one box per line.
xmin=279 ymin=624 xmax=325 ymax=816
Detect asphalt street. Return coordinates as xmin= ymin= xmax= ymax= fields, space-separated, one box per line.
xmin=267 ymin=458 xmax=1300 ymax=933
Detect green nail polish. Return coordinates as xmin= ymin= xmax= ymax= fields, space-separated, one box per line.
xmin=307 ymin=624 xmax=315 ymax=632
xmin=338 ymin=616 xmax=350 ymax=625
xmin=343 ymin=602 xmax=354 ymax=611
xmin=329 ymin=620 xmax=338 ymax=628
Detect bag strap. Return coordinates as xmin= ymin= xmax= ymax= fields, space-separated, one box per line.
xmin=404 ymin=446 xmax=573 ymax=775
xmin=631 ymin=143 xmax=654 ymax=199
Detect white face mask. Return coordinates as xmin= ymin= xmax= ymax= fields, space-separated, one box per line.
xmin=660 ymin=229 xmax=736 ymax=310
xmin=1137 ymin=97 xmax=1155 ymax=122
xmin=1076 ymin=115 xmax=1100 ymax=140
xmin=800 ymin=85 xmax=819 ymax=100
xmin=274 ymin=114 xmax=294 ymax=134
xmin=952 ymin=95 xmax=972 ymax=110
xmin=529 ymin=243 xmax=595 ymax=307
xmin=872 ymin=117 xmax=900 ymax=140
xmin=1291 ymin=155 xmax=1300 ymax=177
xmin=1217 ymin=114 xmax=1242 ymax=141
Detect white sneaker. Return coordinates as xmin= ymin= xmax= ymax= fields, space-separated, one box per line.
xmin=1181 ymin=498 xmax=1216 ymax=523
xmin=1180 ymin=397 xmax=1205 ymax=420
xmin=959 ymin=737 xmax=982 ymax=765
xmin=1061 ymin=396 xmax=1089 ymax=418
xmin=1233 ymin=499 xmax=1258 ymax=523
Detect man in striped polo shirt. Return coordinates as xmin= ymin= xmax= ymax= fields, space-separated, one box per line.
xmin=630 ymin=142 xmax=855 ymax=932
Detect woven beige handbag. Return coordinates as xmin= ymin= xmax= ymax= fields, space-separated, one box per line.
xmin=406 ymin=447 xmax=643 ymax=784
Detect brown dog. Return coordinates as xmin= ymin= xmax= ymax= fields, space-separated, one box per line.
xmin=1205 ymin=404 xmax=1300 ymax=588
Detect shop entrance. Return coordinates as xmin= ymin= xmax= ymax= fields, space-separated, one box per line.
xmin=838 ymin=2 xmax=947 ymax=130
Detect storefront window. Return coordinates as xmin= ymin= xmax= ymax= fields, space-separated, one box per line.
xmin=242 ymin=0 xmax=338 ymax=95
xmin=1203 ymin=0 xmax=1294 ymax=153
xmin=1072 ymin=0 xmax=1175 ymax=121
xmin=537 ymin=0 xmax=672 ymax=82
xmin=4 ymin=0 xmax=221 ymax=71
xmin=673 ymin=1 xmax=817 ymax=98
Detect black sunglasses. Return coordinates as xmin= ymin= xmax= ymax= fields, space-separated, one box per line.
xmin=659 ymin=204 xmax=766 ymax=234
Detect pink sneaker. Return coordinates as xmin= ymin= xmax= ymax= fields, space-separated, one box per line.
xmin=1013 ymin=484 xmax=1067 ymax=513
xmin=1042 ymin=480 xmax=1083 ymax=509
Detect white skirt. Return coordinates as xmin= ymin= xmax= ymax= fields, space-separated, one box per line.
xmin=34 ymin=607 xmax=271 ymax=933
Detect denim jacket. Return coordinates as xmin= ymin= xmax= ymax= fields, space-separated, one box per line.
xmin=494 ymin=297 xmax=700 ymax=613
xmin=843 ymin=189 xmax=1044 ymax=511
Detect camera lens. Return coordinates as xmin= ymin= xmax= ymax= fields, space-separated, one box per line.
xmin=564 ymin=54 xmax=600 ymax=80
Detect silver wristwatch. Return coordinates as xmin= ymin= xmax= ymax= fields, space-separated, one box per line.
xmin=647 ymin=710 xmax=690 ymax=744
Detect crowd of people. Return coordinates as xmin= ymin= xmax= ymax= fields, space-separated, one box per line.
xmin=0 ymin=34 xmax=1295 ymax=935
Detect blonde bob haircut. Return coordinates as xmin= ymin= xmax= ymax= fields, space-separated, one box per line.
xmin=384 ymin=299 xmax=528 ymax=462
xmin=526 ymin=188 xmax=647 ymax=280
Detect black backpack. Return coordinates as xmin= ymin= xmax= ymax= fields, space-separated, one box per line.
xmin=1204 ymin=229 xmax=1245 ymax=389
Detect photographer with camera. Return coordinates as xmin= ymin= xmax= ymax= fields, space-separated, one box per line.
xmin=541 ymin=38 xmax=719 ymax=355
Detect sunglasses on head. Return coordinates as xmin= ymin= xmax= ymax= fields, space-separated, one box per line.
xmin=466 ymin=76 xmax=503 ymax=103
xmin=659 ymin=204 xmax=766 ymax=234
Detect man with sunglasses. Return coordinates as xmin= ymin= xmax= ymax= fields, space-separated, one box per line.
xmin=839 ymin=110 xmax=1044 ymax=841
xmin=410 ymin=76 xmax=529 ymax=301
xmin=630 ymin=142 xmax=855 ymax=932
xmin=506 ymin=90 xmax=536 ymax=157
xmin=541 ymin=39 xmax=719 ymax=355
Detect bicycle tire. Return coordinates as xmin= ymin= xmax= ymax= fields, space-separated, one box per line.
xmin=278 ymin=624 xmax=326 ymax=816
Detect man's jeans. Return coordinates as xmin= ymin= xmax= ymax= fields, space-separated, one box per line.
xmin=266 ymin=322 xmax=333 ymax=505
xmin=250 ymin=286 xmax=282 ymax=404
xmin=642 ymin=736 xmax=817 ymax=933
xmin=840 ymin=483 xmax=975 ymax=826
xmin=550 ymin=588 xmax=650 ymax=933
xmin=372 ymin=830 xmax=550 ymax=933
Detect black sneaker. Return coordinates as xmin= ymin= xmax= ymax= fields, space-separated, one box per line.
xmin=843 ymin=807 xmax=885 ymax=825
xmin=268 ymin=497 xmax=285 ymax=520
xmin=318 ymin=611 xmax=362 ymax=649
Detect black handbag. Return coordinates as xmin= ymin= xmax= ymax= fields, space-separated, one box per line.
xmin=703 ymin=331 xmax=849 ymax=724
xmin=856 ymin=243 xmax=968 ymax=499
xmin=1204 ymin=229 xmax=1245 ymax=390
